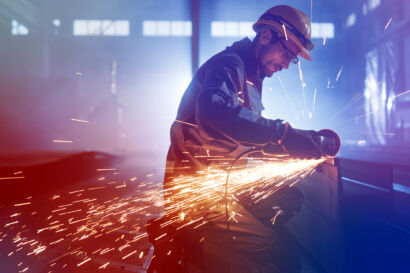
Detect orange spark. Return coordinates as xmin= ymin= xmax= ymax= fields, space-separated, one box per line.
xmin=49 ymin=238 xmax=64 ymax=245
xmin=175 ymin=119 xmax=198 ymax=127
xmin=96 ymin=168 xmax=117 ymax=171
xmin=77 ymin=257 xmax=91 ymax=267
xmin=71 ymin=118 xmax=89 ymax=123
xmin=58 ymin=209 xmax=82 ymax=216
xmin=52 ymin=140 xmax=73 ymax=143
xmin=14 ymin=202 xmax=31 ymax=207
xmin=0 ymin=176 xmax=25 ymax=180
xmin=99 ymin=262 xmax=110 ymax=269
xmin=122 ymin=250 xmax=137 ymax=260
xmin=68 ymin=189 xmax=85 ymax=194
xmin=4 ymin=221 xmax=19 ymax=227
xmin=88 ymin=186 xmax=105 ymax=191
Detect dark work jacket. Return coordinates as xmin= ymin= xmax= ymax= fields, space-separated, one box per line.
xmin=164 ymin=38 xmax=287 ymax=184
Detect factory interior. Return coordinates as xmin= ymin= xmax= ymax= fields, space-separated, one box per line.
xmin=0 ymin=0 xmax=409 ymax=272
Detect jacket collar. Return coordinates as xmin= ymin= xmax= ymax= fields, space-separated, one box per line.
xmin=224 ymin=37 xmax=264 ymax=92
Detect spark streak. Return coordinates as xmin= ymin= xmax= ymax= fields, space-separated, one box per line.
xmin=71 ymin=118 xmax=89 ymax=123
xmin=0 ymin=176 xmax=25 ymax=180
xmin=14 ymin=202 xmax=31 ymax=207
xmin=122 ymin=250 xmax=137 ymax=260
xmin=77 ymin=257 xmax=91 ymax=267
xmin=99 ymin=262 xmax=110 ymax=269
xmin=175 ymin=120 xmax=198 ymax=127
xmin=336 ymin=66 xmax=343 ymax=82
xmin=282 ymin=24 xmax=288 ymax=40
xmin=384 ymin=18 xmax=392 ymax=30
xmin=4 ymin=221 xmax=19 ymax=227
xmin=0 ymin=153 xmax=324 ymax=272
xmin=312 ymin=88 xmax=317 ymax=115
xmin=298 ymin=62 xmax=307 ymax=118
xmin=277 ymin=76 xmax=298 ymax=119
xmin=52 ymin=140 xmax=73 ymax=143
xmin=393 ymin=89 xmax=410 ymax=99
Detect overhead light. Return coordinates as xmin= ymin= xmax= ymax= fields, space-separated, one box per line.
xmin=52 ymin=19 xmax=61 ymax=27
xmin=346 ymin=13 xmax=356 ymax=28
xmin=11 ymin=19 xmax=29 ymax=35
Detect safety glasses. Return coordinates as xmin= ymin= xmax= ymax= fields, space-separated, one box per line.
xmin=278 ymin=38 xmax=299 ymax=65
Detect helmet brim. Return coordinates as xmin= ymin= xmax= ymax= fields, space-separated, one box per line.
xmin=299 ymin=47 xmax=312 ymax=61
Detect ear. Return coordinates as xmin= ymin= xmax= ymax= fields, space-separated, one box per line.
xmin=259 ymin=28 xmax=273 ymax=46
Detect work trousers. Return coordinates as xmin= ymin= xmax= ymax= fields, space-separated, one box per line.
xmin=184 ymin=185 xmax=304 ymax=273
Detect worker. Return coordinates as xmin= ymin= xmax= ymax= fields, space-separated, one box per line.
xmin=151 ymin=5 xmax=329 ymax=273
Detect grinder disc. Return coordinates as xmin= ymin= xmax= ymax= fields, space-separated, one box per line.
xmin=318 ymin=129 xmax=341 ymax=157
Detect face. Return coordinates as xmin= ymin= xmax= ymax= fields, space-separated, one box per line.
xmin=257 ymin=36 xmax=301 ymax=78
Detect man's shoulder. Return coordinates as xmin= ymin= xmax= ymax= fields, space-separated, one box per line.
xmin=209 ymin=51 xmax=245 ymax=69
xmin=195 ymin=52 xmax=245 ymax=81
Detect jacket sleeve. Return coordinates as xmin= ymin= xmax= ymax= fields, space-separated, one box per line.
xmin=196 ymin=54 xmax=287 ymax=146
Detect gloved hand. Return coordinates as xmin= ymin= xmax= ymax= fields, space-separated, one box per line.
xmin=281 ymin=125 xmax=323 ymax=159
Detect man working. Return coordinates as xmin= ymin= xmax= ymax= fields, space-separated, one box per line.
xmin=166 ymin=5 xmax=320 ymax=180
xmin=150 ymin=5 xmax=335 ymax=273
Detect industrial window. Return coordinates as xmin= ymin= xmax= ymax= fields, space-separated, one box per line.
xmin=363 ymin=0 xmax=381 ymax=15
xmin=73 ymin=20 xmax=129 ymax=36
xmin=142 ymin=20 xmax=192 ymax=36
xmin=346 ymin=13 xmax=356 ymax=28
xmin=211 ymin=21 xmax=334 ymax=39
xmin=211 ymin=21 xmax=255 ymax=37
xmin=311 ymin=23 xmax=335 ymax=39
xmin=11 ymin=19 xmax=29 ymax=35
xmin=368 ymin=0 xmax=381 ymax=11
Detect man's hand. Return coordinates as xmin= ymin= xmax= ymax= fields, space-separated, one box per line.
xmin=281 ymin=126 xmax=323 ymax=159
